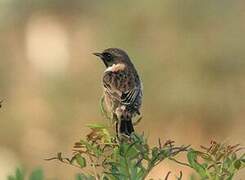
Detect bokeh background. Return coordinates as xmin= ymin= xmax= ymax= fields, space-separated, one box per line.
xmin=0 ymin=0 xmax=245 ymax=179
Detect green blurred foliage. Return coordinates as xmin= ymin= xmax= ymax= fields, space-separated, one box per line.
xmin=8 ymin=168 xmax=43 ymax=180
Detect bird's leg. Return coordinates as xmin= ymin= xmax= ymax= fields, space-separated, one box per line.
xmin=116 ymin=121 xmax=119 ymax=137
xmin=112 ymin=113 xmax=120 ymax=137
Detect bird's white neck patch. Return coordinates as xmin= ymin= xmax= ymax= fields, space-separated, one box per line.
xmin=105 ymin=63 xmax=125 ymax=72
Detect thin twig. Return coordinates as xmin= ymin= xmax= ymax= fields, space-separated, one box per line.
xmin=44 ymin=157 xmax=92 ymax=175
xmin=164 ymin=171 xmax=171 ymax=180
xmin=169 ymin=157 xmax=191 ymax=168
xmin=177 ymin=171 xmax=183 ymax=180
xmin=158 ymin=138 xmax=162 ymax=149
xmin=88 ymin=155 xmax=99 ymax=180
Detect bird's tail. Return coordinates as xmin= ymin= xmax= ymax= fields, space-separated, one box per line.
xmin=119 ymin=119 xmax=134 ymax=136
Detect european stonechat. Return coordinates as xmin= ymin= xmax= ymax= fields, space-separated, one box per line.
xmin=94 ymin=48 xmax=143 ymax=136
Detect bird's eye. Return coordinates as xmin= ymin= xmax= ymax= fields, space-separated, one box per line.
xmin=102 ymin=52 xmax=113 ymax=61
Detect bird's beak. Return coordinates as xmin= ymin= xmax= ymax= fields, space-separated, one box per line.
xmin=93 ymin=52 xmax=103 ymax=59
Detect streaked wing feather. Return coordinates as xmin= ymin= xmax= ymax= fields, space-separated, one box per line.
xmin=121 ymin=88 xmax=140 ymax=106
xmin=103 ymin=71 xmax=121 ymax=101
xmin=103 ymin=70 xmax=140 ymax=107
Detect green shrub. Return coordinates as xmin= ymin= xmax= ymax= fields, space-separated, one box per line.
xmin=45 ymin=125 xmax=244 ymax=180
xmin=9 ymin=127 xmax=245 ymax=180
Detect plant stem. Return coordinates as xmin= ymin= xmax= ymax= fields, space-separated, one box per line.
xmin=124 ymin=155 xmax=132 ymax=180
xmin=88 ymin=155 xmax=99 ymax=180
xmin=169 ymin=157 xmax=191 ymax=167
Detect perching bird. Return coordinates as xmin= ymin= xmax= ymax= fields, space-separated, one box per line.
xmin=93 ymin=48 xmax=142 ymax=136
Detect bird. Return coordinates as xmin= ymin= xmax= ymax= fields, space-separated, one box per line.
xmin=93 ymin=48 xmax=143 ymax=136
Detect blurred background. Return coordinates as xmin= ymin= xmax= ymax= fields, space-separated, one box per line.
xmin=0 ymin=0 xmax=245 ymax=179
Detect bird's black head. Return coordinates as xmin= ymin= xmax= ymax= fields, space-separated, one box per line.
xmin=93 ymin=48 xmax=131 ymax=68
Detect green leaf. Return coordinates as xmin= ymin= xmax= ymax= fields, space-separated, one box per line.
xmin=76 ymin=174 xmax=83 ymax=180
xmin=29 ymin=168 xmax=43 ymax=180
xmin=202 ymin=163 xmax=208 ymax=169
xmin=187 ymin=150 xmax=208 ymax=179
xmin=158 ymin=149 xmax=167 ymax=160
xmin=125 ymin=142 xmax=139 ymax=159
xmin=8 ymin=168 xmax=25 ymax=180
xmin=151 ymin=147 xmax=159 ymax=159
xmin=75 ymin=154 xmax=86 ymax=168
xmin=224 ymin=157 xmax=232 ymax=167
xmin=70 ymin=155 xmax=77 ymax=164
xmin=240 ymin=158 xmax=245 ymax=163
xmin=231 ymin=153 xmax=237 ymax=161
xmin=87 ymin=123 xmax=106 ymax=129
xmin=136 ymin=167 xmax=146 ymax=179
xmin=80 ymin=140 xmax=102 ymax=157
xmin=234 ymin=160 xmax=241 ymax=170
xmin=16 ymin=168 xmax=25 ymax=180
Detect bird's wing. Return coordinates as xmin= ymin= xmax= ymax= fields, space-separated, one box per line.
xmin=103 ymin=70 xmax=139 ymax=107
xmin=103 ymin=71 xmax=122 ymax=101
xmin=121 ymin=88 xmax=141 ymax=106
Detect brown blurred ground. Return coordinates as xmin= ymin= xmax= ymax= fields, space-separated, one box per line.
xmin=0 ymin=0 xmax=244 ymax=179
